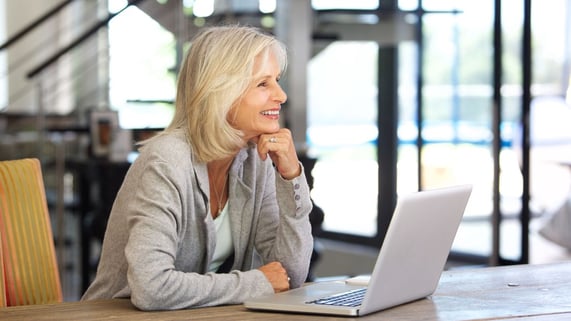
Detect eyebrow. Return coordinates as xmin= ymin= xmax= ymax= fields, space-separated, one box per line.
xmin=257 ymin=73 xmax=281 ymax=80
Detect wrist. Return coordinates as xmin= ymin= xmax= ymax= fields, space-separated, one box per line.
xmin=280 ymin=164 xmax=301 ymax=180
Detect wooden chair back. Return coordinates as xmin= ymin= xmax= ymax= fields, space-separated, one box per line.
xmin=0 ymin=158 xmax=63 ymax=306
xmin=0 ymin=241 xmax=5 ymax=307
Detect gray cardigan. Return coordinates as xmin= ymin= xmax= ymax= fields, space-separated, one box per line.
xmin=81 ymin=130 xmax=314 ymax=310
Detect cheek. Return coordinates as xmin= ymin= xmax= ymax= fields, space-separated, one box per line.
xmin=227 ymin=102 xmax=247 ymax=127
xmin=232 ymin=98 xmax=256 ymax=122
xmin=228 ymin=107 xmax=253 ymax=131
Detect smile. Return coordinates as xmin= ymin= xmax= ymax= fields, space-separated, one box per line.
xmin=261 ymin=110 xmax=279 ymax=116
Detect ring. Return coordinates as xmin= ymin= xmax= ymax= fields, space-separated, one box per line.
xmin=269 ymin=137 xmax=277 ymax=143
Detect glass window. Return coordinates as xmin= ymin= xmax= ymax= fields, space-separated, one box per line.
xmin=108 ymin=5 xmax=176 ymax=129
xmin=524 ymin=0 xmax=571 ymax=253
xmin=312 ymin=0 xmax=379 ymax=10
xmin=308 ymin=41 xmax=379 ymax=237
xmin=397 ymin=41 xmax=420 ymax=194
xmin=398 ymin=0 xmax=418 ymax=11
xmin=415 ymin=0 xmax=571 ymax=262
xmin=415 ymin=3 xmax=497 ymax=258
xmin=420 ymin=0 xmax=464 ymax=11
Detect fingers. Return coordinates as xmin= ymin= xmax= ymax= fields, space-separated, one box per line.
xmin=256 ymin=131 xmax=287 ymax=160
xmin=257 ymin=129 xmax=301 ymax=179
xmin=258 ymin=261 xmax=290 ymax=293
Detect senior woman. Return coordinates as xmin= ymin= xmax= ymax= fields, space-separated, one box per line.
xmin=81 ymin=25 xmax=313 ymax=310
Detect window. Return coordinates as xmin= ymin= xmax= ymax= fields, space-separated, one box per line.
xmin=308 ymin=42 xmax=379 ymax=237
xmin=108 ymin=3 xmax=176 ymax=129
xmin=309 ymin=0 xmax=571 ymax=263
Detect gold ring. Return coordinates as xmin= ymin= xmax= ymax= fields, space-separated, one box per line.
xmin=269 ymin=137 xmax=277 ymax=143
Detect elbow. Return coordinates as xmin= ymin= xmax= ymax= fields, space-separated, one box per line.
xmin=131 ymin=291 xmax=164 ymax=311
xmin=129 ymin=281 xmax=171 ymax=311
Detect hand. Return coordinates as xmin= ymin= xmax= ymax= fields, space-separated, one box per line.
xmin=258 ymin=261 xmax=290 ymax=293
xmin=255 ymin=128 xmax=301 ymax=180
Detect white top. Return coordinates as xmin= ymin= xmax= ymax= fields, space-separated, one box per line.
xmin=208 ymin=203 xmax=233 ymax=272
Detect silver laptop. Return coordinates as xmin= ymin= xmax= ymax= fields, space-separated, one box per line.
xmin=244 ymin=184 xmax=473 ymax=317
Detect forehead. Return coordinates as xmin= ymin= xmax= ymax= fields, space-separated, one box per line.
xmin=252 ymin=49 xmax=281 ymax=77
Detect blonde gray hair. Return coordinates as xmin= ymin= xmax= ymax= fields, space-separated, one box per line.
xmin=160 ymin=25 xmax=287 ymax=163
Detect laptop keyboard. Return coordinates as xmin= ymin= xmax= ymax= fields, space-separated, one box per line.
xmin=306 ymin=288 xmax=366 ymax=307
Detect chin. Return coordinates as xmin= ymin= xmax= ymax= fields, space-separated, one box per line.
xmin=266 ymin=125 xmax=281 ymax=133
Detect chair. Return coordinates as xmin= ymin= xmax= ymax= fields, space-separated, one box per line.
xmin=0 ymin=241 xmax=5 ymax=307
xmin=0 ymin=158 xmax=62 ymax=306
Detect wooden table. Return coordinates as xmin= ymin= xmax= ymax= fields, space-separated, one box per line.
xmin=2 ymin=262 xmax=571 ymax=320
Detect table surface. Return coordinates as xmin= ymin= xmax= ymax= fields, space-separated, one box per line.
xmin=2 ymin=262 xmax=571 ymax=321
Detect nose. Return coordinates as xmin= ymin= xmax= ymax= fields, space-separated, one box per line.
xmin=275 ymin=84 xmax=287 ymax=104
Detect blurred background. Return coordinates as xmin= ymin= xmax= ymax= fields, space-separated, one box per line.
xmin=1 ymin=0 xmax=570 ymax=301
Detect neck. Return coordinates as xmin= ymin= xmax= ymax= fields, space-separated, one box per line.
xmin=207 ymin=157 xmax=234 ymax=175
xmin=207 ymin=157 xmax=233 ymax=218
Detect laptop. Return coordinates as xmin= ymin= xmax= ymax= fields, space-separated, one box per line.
xmin=244 ymin=184 xmax=473 ymax=317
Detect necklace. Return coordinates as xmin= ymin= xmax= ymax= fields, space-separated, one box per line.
xmin=208 ymin=159 xmax=233 ymax=218
xmin=211 ymin=173 xmax=228 ymax=218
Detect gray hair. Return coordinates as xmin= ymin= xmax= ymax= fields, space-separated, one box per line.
xmin=161 ymin=25 xmax=287 ymax=163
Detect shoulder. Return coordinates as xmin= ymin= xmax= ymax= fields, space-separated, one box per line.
xmin=141 ymin=130 xmax=190 ymax=154
xmin=129 ymin=130 xmax=197 ymax=182
xmin=137 ymin=130 xmax=193 ymax=165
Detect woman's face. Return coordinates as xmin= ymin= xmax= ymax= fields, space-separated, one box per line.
xmin=228 ymin=50 xmax=287 ymax=142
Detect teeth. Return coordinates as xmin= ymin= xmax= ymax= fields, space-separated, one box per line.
xmin=261 ymin=110 xmax=279 ymax=116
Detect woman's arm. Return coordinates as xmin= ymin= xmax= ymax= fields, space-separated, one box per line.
xmin=123 ymin=155 xmax=274 ymax=310
xmin=253 ymin=161 xmax=314 ymax=289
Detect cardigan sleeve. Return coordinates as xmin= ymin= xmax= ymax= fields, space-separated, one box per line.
xmin=252 ymin=161 xmax=314 ymax=289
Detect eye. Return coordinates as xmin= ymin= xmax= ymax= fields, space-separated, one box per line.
xmin=257 ymin=81 xmax=268 ymax=87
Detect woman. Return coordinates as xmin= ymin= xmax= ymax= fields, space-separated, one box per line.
xmin=81 ymin=25 xmax=314 ymax=310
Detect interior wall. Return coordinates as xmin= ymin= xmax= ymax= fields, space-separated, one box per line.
xmin=2 ymin=0 xmax=106 ymax=114
xmin=4 ymin=0 xmax=62 ymax=113
xmin=1 ymin=0 xmax=6 ymax=110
